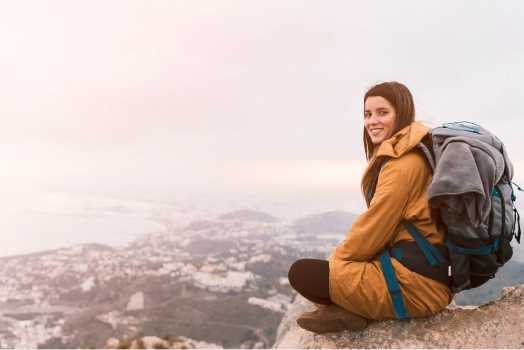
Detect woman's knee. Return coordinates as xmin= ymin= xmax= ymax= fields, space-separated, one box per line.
xmin=288 ymin=259 xmax=306 ymax=289
xmin=288 ymin=259 xmax=327 ymax=290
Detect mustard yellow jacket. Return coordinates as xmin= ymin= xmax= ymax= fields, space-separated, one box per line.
xmin=328 ymin=122 xmax=454 ymax=320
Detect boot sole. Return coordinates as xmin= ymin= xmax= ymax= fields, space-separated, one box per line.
xmin=296 ymin=312 xmax=368 ymax=334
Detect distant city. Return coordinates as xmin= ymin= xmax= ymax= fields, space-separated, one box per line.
xmin=0 ymin=193 xmax=358 ymax=349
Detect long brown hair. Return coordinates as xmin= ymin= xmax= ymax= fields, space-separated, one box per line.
xmin=361 ymin=82 xmax=416 ymax=205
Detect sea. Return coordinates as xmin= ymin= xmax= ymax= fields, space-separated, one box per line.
xmin=0 ymin=190 xmax=167 ymax=258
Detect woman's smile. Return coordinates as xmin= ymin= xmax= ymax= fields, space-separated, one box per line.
xmin=364 ymin=96 xmax=397 ymax=144
xmin=369 ymin=128 xmax=384 ymax=136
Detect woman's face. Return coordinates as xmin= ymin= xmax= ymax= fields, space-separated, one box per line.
xmin=364 ymin=96 xmax=397 ymax=145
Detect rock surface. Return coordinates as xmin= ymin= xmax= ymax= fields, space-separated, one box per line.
xmin=274 ymin=285 xmax=524 ymax=349
xmin=104 ymin=335 xmax=223 ymax=349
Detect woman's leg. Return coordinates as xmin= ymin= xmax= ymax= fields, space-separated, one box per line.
xmin=288 ymin=259 xmax=333 ymax=305
xmin=289 ymin=259 xmax=368 ymax=334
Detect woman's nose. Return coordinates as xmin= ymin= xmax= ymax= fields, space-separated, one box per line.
xmin=368 ymin=114 xmax=378 ymax=124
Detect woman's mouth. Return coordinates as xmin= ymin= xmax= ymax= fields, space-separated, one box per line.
xmin=369 ymin=128 xmax=383 ymax=136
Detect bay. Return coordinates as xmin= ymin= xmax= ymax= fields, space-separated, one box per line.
xmin=0 ymin=189 xmax=166 ymax=258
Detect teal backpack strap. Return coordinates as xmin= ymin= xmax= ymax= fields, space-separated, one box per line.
xmin=402 ymin=221 xmax=446 ymax=266
xmin=445 ymin=238 xmax=500 ymax=255
xmin=367 ymin=158 xmax=390 ymax=199
xmin=379 ymin=249 xmax=408 ymax=319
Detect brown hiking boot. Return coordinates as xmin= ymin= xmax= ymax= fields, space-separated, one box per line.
xmin=296 ymin=303 xmax=368 ymax=334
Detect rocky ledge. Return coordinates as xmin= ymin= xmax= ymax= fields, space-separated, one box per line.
xmin=273 ymin=285 xmax=524 ymax=349
xmin=105 ymin=335 xmax=222 ymax=349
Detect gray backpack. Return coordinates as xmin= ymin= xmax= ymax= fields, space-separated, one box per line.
xmin=420 ymin=122 xmax=521 ymax=292
xmin=377 ymin=121 xmax=522 ymax=319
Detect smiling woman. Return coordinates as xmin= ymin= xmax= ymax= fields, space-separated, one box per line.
xmin=287 ymin=82 xmax=454 ymax=334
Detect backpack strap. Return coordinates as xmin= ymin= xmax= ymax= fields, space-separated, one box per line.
xmin=380 ymin=221 xmax=450 ymax=320
xmin=415 ymin=142 xmax=436 ymax=173
xmin=514 ymin=207 xmax=521 ymax=244
xmin=390 ymin=242 xmax=452 ymax=287
xmin=402 ymin=221 xmax=446 ymax=266
xmin=510 ymin=182 xmax=522 ymax=244
xmin=445 ymin=238 xmax=500 ymax=255
xmin=379 ymin=249 xmax=408 ymax=319
xmin=367 ymin=158 xmax=390 ymax=200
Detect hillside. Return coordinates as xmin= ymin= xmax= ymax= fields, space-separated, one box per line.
xmin=218 ymin=210 xmax=279 ymax=223
xmin=293 ymin=211 xmax=358 ymax=235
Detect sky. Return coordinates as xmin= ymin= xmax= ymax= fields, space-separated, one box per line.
xmin=1 ymin=0 xmax=524 ymax=200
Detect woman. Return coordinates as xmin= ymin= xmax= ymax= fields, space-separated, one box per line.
xmin=288 ymin=81 xmax=454 ymax=334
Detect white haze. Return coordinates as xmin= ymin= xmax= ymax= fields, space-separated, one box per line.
xmin=1 ymin=1 xmax=524 ymax=256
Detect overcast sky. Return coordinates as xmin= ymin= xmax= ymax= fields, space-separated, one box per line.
xmin=1 ymin=0 xmax=523 ymax=198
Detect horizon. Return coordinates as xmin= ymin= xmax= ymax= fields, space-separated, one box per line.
xmin=1 ymin=0 xmax=524 ymax=258
xmin=1 ymin=187 xmax=368 ymax=258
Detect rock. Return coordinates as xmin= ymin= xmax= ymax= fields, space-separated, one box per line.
xmin=130 ymin=336 xmax=169 ymax=349
xmin=104 ymin=335 xmax=223 ymax=349
xmin=105 ymin=337 xmax=119 ymax=349
xmin=275 ymin=292 xmax=316 ymax=343
xmin=274 ymin=285 xmax=524 ymax=349
xmin=170 ymin=336 xmax=223 ymax=349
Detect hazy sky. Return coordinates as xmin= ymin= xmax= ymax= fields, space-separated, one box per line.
xmin=1 ymin=0 xmax=524 ymax=197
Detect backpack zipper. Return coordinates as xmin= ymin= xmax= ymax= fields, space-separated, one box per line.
xmin=494 ymin=185 xmax=506 ymax=237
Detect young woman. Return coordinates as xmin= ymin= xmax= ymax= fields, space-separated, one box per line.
xmin=288 ymin=82 xmax=454 ymax=334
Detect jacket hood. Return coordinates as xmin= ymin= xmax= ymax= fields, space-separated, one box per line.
xmin=377 ymin=121 xmax=430 ymax=159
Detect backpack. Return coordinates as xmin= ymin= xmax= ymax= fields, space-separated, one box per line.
xmin=376 ymin=121 xmax=522 ymax=320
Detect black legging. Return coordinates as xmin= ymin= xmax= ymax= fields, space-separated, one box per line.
xmin=288 ymin=259 xmax=333 ymax=305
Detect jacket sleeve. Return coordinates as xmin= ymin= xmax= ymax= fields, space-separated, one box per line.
xmin=329 ymin=159 xmax=411 ymax=262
